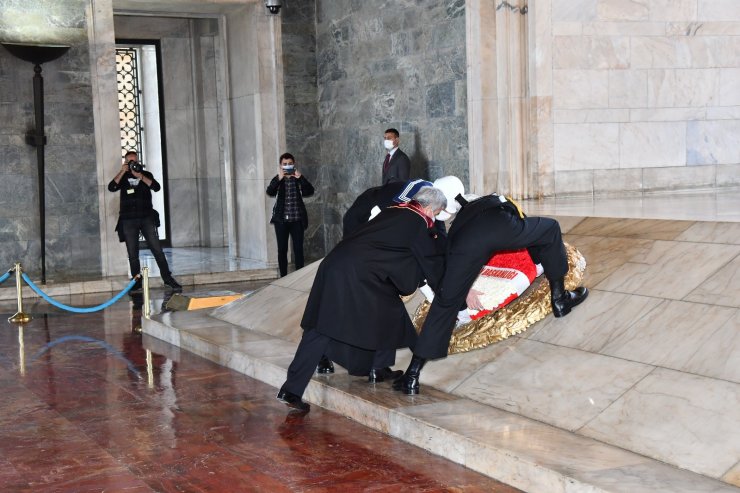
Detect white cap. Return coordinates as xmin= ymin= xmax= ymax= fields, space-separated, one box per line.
xmin=433 ymin=176 xmax=465 ymax=221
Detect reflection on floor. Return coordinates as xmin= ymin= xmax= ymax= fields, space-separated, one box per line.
xmin=145 ymin=213 xmax=740 ymax=493
xmin=0 ymin=290 xmax=517 ymax=492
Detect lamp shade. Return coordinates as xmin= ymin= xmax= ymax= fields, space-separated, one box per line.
xmin=1 ymin=42 xmax=70 ymax=64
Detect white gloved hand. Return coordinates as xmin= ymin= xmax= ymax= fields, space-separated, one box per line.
xmin=456 ymin=308 xmax=472 ymax=327
xmin=419 ymin=283 xmax=435 ymax=302
xmin=368 ymin=205 xmax=382 ymax=220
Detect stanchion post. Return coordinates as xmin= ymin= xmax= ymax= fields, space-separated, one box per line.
xmin=142 ymin=267 xmax=151 ymax=319
xmin=9 ymin=263 xmax=32 ymax=324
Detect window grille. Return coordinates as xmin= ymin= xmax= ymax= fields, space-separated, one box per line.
xmin=115 ymin=47 xmax=143 ymax=160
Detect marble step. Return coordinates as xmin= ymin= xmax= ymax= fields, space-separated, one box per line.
xmin=143 ymin=310 xmax=737 ymax=493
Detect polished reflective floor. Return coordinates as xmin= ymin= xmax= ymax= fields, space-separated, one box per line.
xmin=0 ymin=287 xmax=519 ymax=492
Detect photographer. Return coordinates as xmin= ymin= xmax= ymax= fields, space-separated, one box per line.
xmin=266 ymin=152 xmax=314 ymax=277
xmin=108 ymin=151 xmax=181 ymax=292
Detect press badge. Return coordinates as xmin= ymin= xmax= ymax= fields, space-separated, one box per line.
xmin=127 ymin=188 xmax=135 ymax=194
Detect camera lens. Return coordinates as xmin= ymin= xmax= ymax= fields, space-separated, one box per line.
xmin=128 ymin=160 xmax=144 ymax=173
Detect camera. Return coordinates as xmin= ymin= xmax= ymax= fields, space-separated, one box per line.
xmin=127 ymin=159 xmax=145 ymax=173
xmin=265 ymin=0 xmax=282 ymax=14
xmin=282 ymin=165 xmax=295 ymax=175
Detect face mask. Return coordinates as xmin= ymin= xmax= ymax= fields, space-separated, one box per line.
xmin=383 ymin=139 xmax=394 ymax=150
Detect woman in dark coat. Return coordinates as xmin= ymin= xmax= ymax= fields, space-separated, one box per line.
xmin=277 ymin=186 xmax=448 ymax=412
xmin=266 ymin=152 xmax=315 ymax=277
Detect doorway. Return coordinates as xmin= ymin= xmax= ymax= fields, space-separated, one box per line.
xmin=114 ymin=40 xmax=171 ymax=245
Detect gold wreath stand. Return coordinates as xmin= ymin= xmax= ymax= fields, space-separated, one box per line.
xmin=411 ymin=243 xmax=586 ymax=355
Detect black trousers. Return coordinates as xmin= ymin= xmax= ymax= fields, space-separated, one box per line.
xmin=414 ymin=207 xmax=568 ymax=360
xmin=281 ymin=330 xmax=396 ymax=397
xmin=121 ymin=216 xmax=172 ymax=279
xmin=274 ymin=221 xmax=304 ymax=277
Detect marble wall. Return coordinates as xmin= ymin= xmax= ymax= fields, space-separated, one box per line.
xmin=290 ymin=0 xmax=469 ymax=254
xmin=0 ymin=0 xmax=102 ymax=281
xmin=541 ymin=0 xmax=740 ymax=196
xmin=281 ymin=2 xmax=322 ymax=258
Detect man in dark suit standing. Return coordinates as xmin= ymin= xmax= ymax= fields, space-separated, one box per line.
xmin=381 ymin=128 xmax=411 ymax=184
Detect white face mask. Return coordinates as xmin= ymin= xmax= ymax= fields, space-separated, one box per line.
xmin=383 ymin=139 xmax=395 ymax=150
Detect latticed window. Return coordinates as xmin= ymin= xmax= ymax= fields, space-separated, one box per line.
xmin=116 ymin=47 xmax=144 ymax=160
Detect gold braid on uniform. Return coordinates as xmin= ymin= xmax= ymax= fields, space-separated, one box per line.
xmin=411 ymin=242 xmax=587 ymax=355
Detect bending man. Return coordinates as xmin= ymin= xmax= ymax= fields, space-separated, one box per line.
xmin=394 ymin=193 xmax=588 ymax=395
xmin=277 ymin=187 xmax=448 ymax=412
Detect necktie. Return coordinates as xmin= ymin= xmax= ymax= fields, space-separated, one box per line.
xmin=382 ymin=153 xmax=390 ymax=172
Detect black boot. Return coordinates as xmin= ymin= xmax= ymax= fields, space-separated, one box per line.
xmin=550 ymin=278 xmax=588 ymax=318
xmin=392 ymin=355 xmax=426 ymax=395
xmin=162 ymin=274 xmax=182 ymax=292
xmin=316 ymin=355 xmax=334 ymax=374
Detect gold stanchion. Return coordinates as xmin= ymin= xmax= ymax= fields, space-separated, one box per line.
xmin=142 ymin=267 xmax=151 ymax=319
xmin=8 ymin=263 xmax=31 ymax=323
xmin=18 ymin=325 xmax=25 ymax=376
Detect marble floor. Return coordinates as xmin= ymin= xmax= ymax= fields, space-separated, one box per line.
xmin=0 ymin=247 xmax=278 ymax=302
xmin=0 ymin=290 xmax=517 ymax=492
xmin=144 ymin=212 xmax=740 ymax=493
xmin=519 ymin=187 xmax=740 ymax=222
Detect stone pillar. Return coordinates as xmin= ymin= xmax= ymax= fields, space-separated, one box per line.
xmin=528 ymin=0 xmax=554 ymax=198
xmin=88 ymin=0 xmax=128 ymax=277
xmin=467 ymin=0 xmax=540 ymax=199
xmin=224 ymin=4 xmax=285 ymax=263
xmin=466 ymin=0 xmax=499 ymax=196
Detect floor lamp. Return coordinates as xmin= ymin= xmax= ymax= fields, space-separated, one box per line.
xmin=1 ymin=43 xmax=70 ymax=284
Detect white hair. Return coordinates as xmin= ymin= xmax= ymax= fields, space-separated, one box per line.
xmin=413 ymin=186 xmax=447 ymax=211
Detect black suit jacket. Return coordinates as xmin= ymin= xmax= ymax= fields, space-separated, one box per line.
xmin=381 ymin=148 xmax=411 ymax=185
xmin=343 ymin=181 xmax=448 ymax=239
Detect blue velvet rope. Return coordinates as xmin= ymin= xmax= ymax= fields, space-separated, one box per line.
xmin=0 ymin=270 xmax=10 ymax=285
xmin=21 ymin=273 xmax=138 ymax=313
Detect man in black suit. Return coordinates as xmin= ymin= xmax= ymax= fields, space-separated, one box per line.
xmin=381 ymin=128 xmax=411 ymax=185
xmin=342 ymin=179 xmax=433 ymax=238
xmin=276 ymin=187 xmax=448 ymax=412
xmin=393 ymin=193 xmax=589 ymax=395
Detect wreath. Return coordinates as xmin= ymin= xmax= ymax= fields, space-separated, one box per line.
xmin=411 ymin=242 xmax=586 ymax=354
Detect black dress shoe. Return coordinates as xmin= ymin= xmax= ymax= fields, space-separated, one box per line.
xmin=276 ymin=388 xmax=310 ymax=412
xmin=550 ymin=279 xmax=588 ymax=318
xmin=163 ymin=275 xmax=183 ymax=292
xmin=393 ymin=373 xmax=421 ymax=394
xmin=392 ymin=355 xmax=426 ymax=395
xmin=368 ymin=367 xmax=403 ymax=383
xmin=316 ymin=355 xmax=334 ymax=374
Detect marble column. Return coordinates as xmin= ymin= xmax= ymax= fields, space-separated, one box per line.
xmin=224 ymin=4 xmax=285 ymax=264
xmin=88 ymin=0 xmax=128 ymax=277
xmin=467 ymin=0 xmax=544 ymax=199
